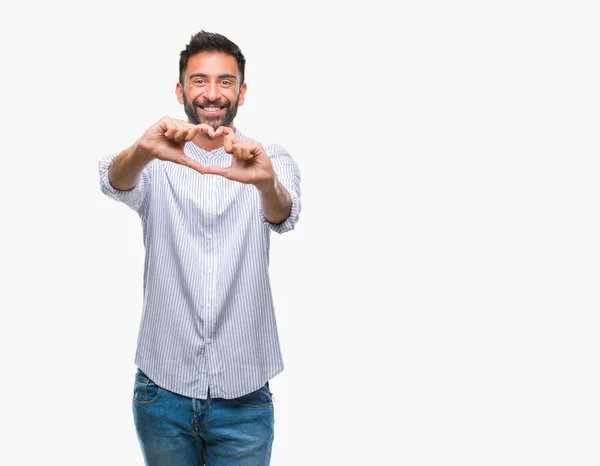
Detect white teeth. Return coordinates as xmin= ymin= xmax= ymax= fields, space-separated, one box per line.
xmin=203 ymin=107 xmax=220 ymax=112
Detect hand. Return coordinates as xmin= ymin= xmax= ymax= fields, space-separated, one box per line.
xmin=203 ymin=127 xmax=276 ymax=189
xmin=135 ymin=117 xmax=228 ymax=174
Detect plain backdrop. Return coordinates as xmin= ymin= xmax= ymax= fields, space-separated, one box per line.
xmin=1 ymin=0 xmax=599 ymax=464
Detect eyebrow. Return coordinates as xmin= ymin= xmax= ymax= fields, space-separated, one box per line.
xmin=189 ymin=73 xmax=238 ymax=81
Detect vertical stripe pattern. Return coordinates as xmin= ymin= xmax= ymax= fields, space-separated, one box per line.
xmin=98 ymin=128 xmax=301 ymax=399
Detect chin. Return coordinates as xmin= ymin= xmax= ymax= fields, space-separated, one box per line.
xmin=195 ymin=115 xmax=221 ymax=129
xmin=205 ymin=120 xmax=224 ymax=130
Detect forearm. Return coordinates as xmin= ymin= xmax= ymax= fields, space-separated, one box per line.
xmin=257 ymin=177 xmax=292 ymax=224
xmin=108 ymin=141 xmax=153 ymax=191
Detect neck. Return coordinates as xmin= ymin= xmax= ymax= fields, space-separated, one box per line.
xmin=192 ymin=124 xmax=235 ymax=151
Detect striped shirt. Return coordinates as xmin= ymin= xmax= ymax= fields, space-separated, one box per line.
xmin=98 ymin=128 xmax=301 ymax=399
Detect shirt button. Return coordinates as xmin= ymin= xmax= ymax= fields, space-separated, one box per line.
xmin=207 ymin=338 xmax=212 ymax=344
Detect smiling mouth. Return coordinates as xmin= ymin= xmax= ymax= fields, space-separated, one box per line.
xmin=199 ymin=106 xmax=225 ymax=113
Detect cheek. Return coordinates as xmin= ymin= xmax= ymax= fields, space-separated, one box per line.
xmin=236 ymin=89 xmax=246 ymax=105
xmin=183 ymin=88 xmax=201 ymax=104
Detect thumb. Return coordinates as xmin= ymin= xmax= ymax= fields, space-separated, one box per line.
xmin=177 ymin=155 xmax=206 ymax=174
xmin=203 ymin=165 xmax=231 ymax=177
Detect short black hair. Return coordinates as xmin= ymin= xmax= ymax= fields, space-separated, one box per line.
xmin=179 ymin=31 xmax=246 ymax=86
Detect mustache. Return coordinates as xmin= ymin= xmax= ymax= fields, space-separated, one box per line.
xmin=194 ymin=98 xmax=231 ymax=108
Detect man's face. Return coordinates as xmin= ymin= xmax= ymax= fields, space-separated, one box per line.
xmin=177 ymin=52 xmax=247 ymax=130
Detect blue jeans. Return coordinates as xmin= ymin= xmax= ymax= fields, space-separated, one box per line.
xmin=132 ymin=368 xmax=274 ymax=465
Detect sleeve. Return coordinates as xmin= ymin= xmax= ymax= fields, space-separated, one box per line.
xmin=260 ymin=144 xmax=301 ymax=234
xmin=98 ymin=152 xmax=153 ymax=214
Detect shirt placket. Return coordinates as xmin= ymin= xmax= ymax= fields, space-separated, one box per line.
xmin=202 ymin=153 xmax=219 ymax=393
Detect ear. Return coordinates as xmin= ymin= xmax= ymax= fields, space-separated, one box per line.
xmin=237 ymin=83 xmax=248 ymax=106
xmin=176 ymin=82 xmax=184 ymax=105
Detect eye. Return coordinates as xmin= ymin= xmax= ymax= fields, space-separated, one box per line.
xmin=221 ymin=80 xmax=232 ymax=86
xmin=193 ymin=79 xmax=205 ymax=85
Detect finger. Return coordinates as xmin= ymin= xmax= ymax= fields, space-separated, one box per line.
xmin=231 ymin=143 xmax=254 ymax=161
xmin=162 ymin=118 xmax=180 ymax=140
xmin=173 ymin=129 xmax=188 ymax=142
xmin=240 ymin=145 xmax=254 ymax=161
xmin=196 ymin=124 xmax=216 ymax=138
xmin=184 ymin=126 xmax=200 ymax=141
xmin=215 ymin=126 xmax=234 ymax=137
xmin=165 ymin=118 xmax=189 ymax=140
xmin=180 ymin=121 xmax=203 ymax=141
xmin=224 ymin=134 xmax=234 ymax=153
xmin=231 ymin=143 xmax=245 ymax=160
xmin=172 ymin=119 xmax=191 ymax=142
xmin=175 ymin=154 xmax=205 ymax=174
xmin=157 ymin=116 xmax=174 ymax=133
xmin=203 ymin=164 xmax=232 ymax=178
xmin=218 ymin=128 xmax=241 ymax=146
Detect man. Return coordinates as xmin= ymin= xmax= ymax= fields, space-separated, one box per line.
xmin=98 ymin=30 xmax=301 ymax=465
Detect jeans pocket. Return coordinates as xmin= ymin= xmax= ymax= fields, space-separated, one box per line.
xmin=231 ymin=384 xmax=273 ymax=408
xmin=133 ymin=369 xmax=162 ymax=405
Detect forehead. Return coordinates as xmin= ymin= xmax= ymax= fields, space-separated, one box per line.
xmin=185 ymin=52 xmax=240 ymax=78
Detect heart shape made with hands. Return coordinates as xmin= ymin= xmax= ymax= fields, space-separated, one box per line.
xmin=145 ymin=119 xmax=273 ymax=186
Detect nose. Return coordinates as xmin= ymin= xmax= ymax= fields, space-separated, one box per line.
xmin=204 ymin=82 xmax=220 ymax=101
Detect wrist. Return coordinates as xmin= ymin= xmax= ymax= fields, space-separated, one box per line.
xmin=132 ymin=139 xmax=154 ymax=163
xmin=255 ymin=175 xmax=277 ymax=194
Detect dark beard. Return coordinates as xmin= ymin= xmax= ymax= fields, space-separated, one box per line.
xmin=182 ymin=92 xmax=240 ymax=130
